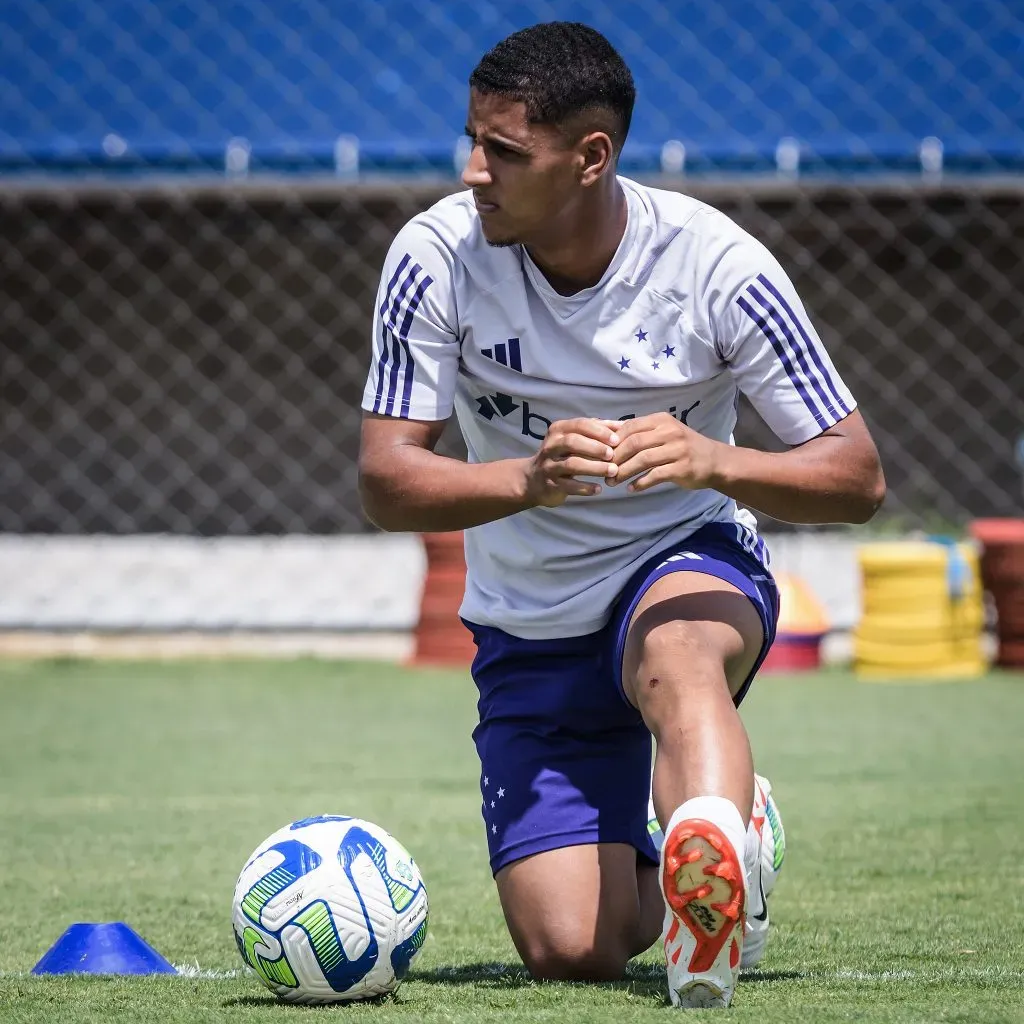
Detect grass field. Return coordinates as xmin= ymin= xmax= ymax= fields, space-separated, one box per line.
xmin=0 ymin=658 xmax=1022 ymax=1023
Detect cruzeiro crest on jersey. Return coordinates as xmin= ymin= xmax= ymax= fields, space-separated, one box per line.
xmin=616 ymin=325 xmax=678 ymax=373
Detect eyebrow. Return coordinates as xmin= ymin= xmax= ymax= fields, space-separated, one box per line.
xmin=464 ymin=125 xmax=532 ymax=154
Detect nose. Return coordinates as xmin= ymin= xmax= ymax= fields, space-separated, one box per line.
xmin=461 ymin=142 xmax=491 ymax=189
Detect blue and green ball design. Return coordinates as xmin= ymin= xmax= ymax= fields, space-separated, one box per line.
xmin=233 ymin=817 xmax=428 ymax=1002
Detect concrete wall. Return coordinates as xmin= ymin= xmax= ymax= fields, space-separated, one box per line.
xmin=0 ymin=531 xmax=863 ymax=634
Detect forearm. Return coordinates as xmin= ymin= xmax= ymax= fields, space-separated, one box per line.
xmin=360 ymin=445 xmax=533 ymax=532
xmin=708 ymin=437 xmax=885 ymax=525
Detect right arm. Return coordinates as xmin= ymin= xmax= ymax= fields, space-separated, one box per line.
xmin=358 ymin=413 xmax=620 ymax=533
xmin=359 ymin=414 xmax=529 ymax=532
xmin=359 ymin=219 xmax=617 ymax=533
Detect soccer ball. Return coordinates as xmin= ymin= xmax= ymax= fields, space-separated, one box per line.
xmin=232 ymin=815 xmax=428 ymax=1003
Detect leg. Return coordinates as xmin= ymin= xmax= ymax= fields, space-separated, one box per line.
xmin=495 ymin=844 xmax=662 ymax=981
xmin=466 ymin=622 xmax=667 ymax=984
xmin=647 ymin=771 xmax=789 ymax=972
xmin=620 ymin=572 xmax=770 ymax=1007
xmin=622 ymin=574 xmax=766 ymax=827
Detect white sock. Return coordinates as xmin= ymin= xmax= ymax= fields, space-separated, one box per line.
xmin=663 ymin=796 xmax=747 ymax=873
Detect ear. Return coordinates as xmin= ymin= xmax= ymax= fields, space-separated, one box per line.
xmin=577 ymin=131 xmax=615 ymax=186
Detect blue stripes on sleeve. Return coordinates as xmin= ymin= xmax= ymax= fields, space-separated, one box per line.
xmin=372 ymin=254 xmax=434 ymax=417
xmin=736 ymin=273 xmax=851 ymax=430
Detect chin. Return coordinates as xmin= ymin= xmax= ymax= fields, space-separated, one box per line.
xmin=483 ymin=235 xmax=520 ymax=248
xmin=477 ymin=215 xmax=520 ymax=248
xmin=479 ymin=224 xmax=520 ymax=248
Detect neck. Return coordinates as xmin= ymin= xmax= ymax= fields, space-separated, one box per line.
xmin=525 ymin=179 xmax=627 ymax=295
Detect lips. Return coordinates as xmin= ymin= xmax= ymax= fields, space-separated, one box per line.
xmin=474 ymin=196 xmax=499 ymax=214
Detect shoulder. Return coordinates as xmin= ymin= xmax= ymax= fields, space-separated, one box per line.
xmin=625 ymin=179 xmax=766 ymax=262
xmin=398 ymin=191 xmax=478 ymax=250
xmin=624 ymin=179 xmax=779 ymax=298
xmin=621 ymin=178 xmax=707 ymax=231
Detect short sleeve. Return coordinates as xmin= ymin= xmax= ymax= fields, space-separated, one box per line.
xmin=362 ymin=219 xmax=460 ymax=420
xmin=707 ymin=235 xmax=857 ymax=446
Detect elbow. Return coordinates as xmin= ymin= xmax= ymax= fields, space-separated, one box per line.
xmin=360 ymin=494 xmax=395 ymax=532
xmin=360 ymin=487 xmax=402 ymax=533
xmin=850 ymin=465 xmax=887 ymax=524
xmin=358 ymin=462 xmax=403 ymax=533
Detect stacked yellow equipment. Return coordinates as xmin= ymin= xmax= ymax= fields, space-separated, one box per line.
xmin=854 ymin=541 xmax=985 ymax=679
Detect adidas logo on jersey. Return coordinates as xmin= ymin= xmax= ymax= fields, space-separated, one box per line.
xmin=481 ymin=338 xmax=523 ymax=372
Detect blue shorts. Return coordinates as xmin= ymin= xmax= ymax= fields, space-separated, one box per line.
xmin=464 ymin=520 xmax=780 ymax=875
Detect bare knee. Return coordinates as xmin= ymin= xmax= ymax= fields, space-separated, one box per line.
xmin=635 ymin=619 xmax=725 ymax=683
xmin=518 ymin=932 xmax=630 ymax=982
xmin=622 ymin=584 xmax=765 ymax=713
xmin=496 ymin=844 xmax=646 ymax=983
xmin=628 ymin=621 xmax=729 ymax=721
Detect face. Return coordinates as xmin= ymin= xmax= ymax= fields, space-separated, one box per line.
xmin=461 ymin=88 xmax=587 ymax=247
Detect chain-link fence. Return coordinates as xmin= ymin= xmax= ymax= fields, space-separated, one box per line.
xmin=2 ymin=0 xmax=1023 ymax=545
xmin=2 ymin=180 xmax=1022 ymax=536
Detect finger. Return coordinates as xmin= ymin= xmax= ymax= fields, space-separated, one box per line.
xmin=607 ymin=417 xmax=659 ymax=443
xmin=610 ymin=448 xmax=668 ymax=484
xmin=627 ymin=465 xmax=675 ymax=492
xmin=554 ymin=418 xmax=619 ymax=445
xmin=609 ymin=433 xmax=660 ymax=465
xmin=556 ymin=456 xmax=618 ymax=479
xmin=555 ymin=478 xmax=602 ymax=497
xmin=547 ymin=433 xmax=616 ymax=461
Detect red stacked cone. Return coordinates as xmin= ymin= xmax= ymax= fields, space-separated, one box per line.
xmin=411 ymin=532 xmax=478 ymax=667
xmin=970 ymin=519 xmax=1024 ymax=668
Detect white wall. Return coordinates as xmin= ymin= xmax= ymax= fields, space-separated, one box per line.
xmin=0 ymin=532 xmax=862 ymax=634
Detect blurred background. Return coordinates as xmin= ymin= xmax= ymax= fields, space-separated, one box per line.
xmin=1 ymin=0 xmax=1022 ymax=665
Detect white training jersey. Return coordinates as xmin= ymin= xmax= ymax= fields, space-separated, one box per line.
xmin=362 ymin=177 xmax=856 ymax=639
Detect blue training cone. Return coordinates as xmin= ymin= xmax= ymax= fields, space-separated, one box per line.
xmin=32 ymin=922 xmax=177 ymax=975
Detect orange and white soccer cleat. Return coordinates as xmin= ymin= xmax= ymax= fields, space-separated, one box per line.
xmin=660 ymin=817 xmax=746 ymax=1008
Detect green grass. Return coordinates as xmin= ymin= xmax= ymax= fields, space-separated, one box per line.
xmin=0 ymin=659 xmax=1022 ymax=1023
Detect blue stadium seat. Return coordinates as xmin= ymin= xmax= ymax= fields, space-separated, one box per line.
xmin=1 ymin=0 xmax=1021 ymax=175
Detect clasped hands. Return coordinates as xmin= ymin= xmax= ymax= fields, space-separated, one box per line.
xmin=523 ymin=413 xmax=722 ymax=508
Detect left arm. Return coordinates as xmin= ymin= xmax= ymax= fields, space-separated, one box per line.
xmin=609 ymin=231 xmax=885 ymax=524
xmin=710 ymin=410 xmax=885 ymax=523
xmin=607 ymin=408 xmax=885 ymax=524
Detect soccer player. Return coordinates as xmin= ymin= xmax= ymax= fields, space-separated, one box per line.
xmin=359 ymin=22 xmax=884 ymax=1008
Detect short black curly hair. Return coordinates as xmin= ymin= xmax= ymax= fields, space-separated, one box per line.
xmin=469 ymin=22 xmax=636 ymax=151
